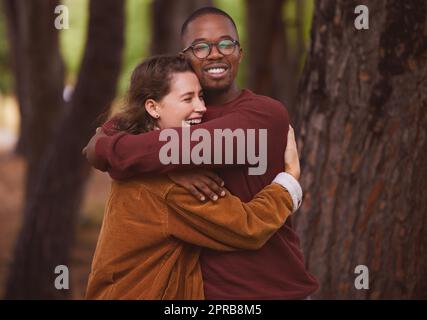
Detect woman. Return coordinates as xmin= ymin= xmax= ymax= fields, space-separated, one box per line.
xmin=85 ymin=55 xmax=302 ymax=299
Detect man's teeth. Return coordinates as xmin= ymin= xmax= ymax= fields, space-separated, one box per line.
xmin=207 ymin=67 xmax=226 ymax=74
xmin=185 ymin=119 xmax=202 ymax=125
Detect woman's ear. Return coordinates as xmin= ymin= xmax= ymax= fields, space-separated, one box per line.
xmin=145 ymin=99 xmax=160 ymax=119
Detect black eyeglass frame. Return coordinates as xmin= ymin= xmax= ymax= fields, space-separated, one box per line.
xmin=181 ymin=39 xmax=240 ymax=60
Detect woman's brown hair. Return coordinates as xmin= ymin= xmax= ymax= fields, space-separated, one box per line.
xmin=113 ymin=54 xmax=193 ymax=134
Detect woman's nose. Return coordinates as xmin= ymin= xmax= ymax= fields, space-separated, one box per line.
xmin=194 ymin=99 xmax=207 ymax=113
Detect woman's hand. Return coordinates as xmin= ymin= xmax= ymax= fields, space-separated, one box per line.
xmin=168 ymin=169 xmax=226 ymax=202
xmin=284 ymin=125 xmax=300 ymax=180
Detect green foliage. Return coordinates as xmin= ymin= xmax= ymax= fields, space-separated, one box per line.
xmin=303 ymin=0 xmax=314 ymax=41
xmin=0 ymin=7 xmax=13 ymax=94
xmin=119 ymin=0 xmax=151 ymax=96
xmin=283 ymin=0 xmax=314 ymax=72
xmin=59 ymin=0 xmax=151 ymax=97
xmin=283 ymin=0 xmax=314 ymax=45
xmin=1 ymin=0 xmax=313 ymax=99
xmin=60 ymin=0 xmax=89 ymax=83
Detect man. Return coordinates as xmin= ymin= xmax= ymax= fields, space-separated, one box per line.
xmin=84 ymin=7 xmax=318 ymax=299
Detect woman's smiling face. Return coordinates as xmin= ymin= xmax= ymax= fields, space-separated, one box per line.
xmin=146 ymin=71 xmax=206 ymax=129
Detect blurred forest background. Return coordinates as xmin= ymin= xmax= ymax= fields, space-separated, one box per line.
xmin=0 ymin=0 xmax=426 ymax=299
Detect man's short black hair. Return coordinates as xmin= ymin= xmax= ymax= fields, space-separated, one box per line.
xmin=180 ymin=6 xmax=238 ymax=38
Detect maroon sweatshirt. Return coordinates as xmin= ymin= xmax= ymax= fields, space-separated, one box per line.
xmin=96 ymin=89 xmax=319 ymax=299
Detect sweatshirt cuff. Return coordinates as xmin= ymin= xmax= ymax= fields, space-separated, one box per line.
xmin=272 ymin=172 xmax=303 ymax=213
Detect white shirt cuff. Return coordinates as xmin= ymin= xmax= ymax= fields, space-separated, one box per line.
xmin=272 ymin=172 xmax=303 ymax=213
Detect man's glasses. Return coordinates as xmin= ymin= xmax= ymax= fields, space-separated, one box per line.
xmin=181 ymin=39 xmax=240 ymax=60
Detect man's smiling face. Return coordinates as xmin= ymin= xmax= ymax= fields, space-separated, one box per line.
xmin=181 ymin=13 xmax=243 ymax=93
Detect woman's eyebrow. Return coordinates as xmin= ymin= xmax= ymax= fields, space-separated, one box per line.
xmin=180 ymin=91 xmax=194 ymax=98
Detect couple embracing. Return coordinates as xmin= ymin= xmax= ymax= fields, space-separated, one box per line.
xmin=83 ymin=7 xmax=318 ymax=300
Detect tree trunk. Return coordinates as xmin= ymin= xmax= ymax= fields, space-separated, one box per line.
xmin=4 ymin=0 xmax=124 ymax=299
xmin=2 ymin=0 xmax=64 ymax=199
xmin=150 ymin=0 xmax=212 ymax=55
xmin=294 ymin=0 xmax=427 ymax=299
xmin=246 ymin=0 xmax=309 ymax=109
xmin=246 ymin=0 xmax=286 ymax=99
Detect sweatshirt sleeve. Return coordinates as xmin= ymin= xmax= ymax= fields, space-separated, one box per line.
xmin=164 ymin=178 xmax=298 ymax=251
xmin=96 ymin=101 xmax=289 ymax=180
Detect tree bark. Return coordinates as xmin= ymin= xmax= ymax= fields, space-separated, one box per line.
xmin=294 ymin=0 xmax=427 ymax=299
xmin=150 ymin=0 xmax=212 ymax=55
xmin=2 ymin=0 xmax=64 ymax=161
xmin=4 ymin=0 xmax=124 ymax=299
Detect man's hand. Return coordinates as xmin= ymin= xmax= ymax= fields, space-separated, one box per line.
xmin=284 ymin=125 xmax=301 ymax=180
xmin=82 ymin=127 xmax=109 ymax=171
xmin=168 ymin=169 xmax=226 ymax=202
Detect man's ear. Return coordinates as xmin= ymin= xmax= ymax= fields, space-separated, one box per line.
xmin=238 ymin=47 xmax=244 ymax=64
xmin=145 ymin=99 xmax=160 ymax=119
